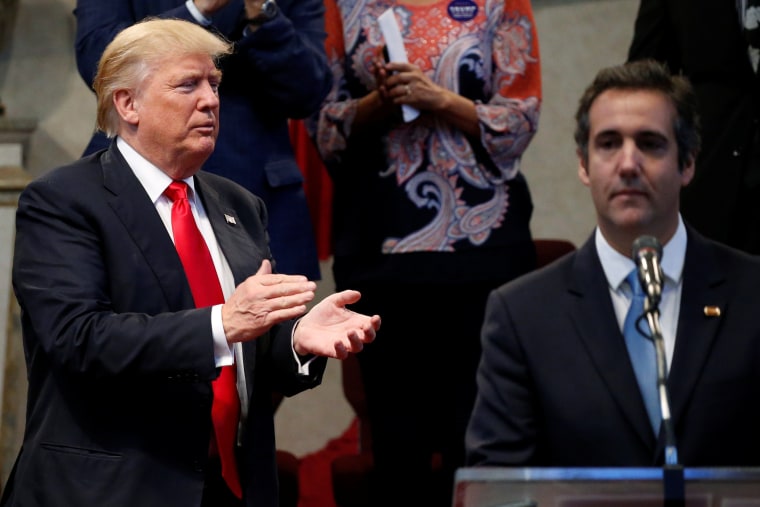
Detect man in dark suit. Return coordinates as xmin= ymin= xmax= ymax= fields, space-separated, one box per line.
xmin=0 ymin=18 xmax=380 ymax=507
xmin=74 ymin=0 xmax=332 ymax=279
xmin=628 ymin=0 xmax=760 ymax=255
xmin=465 ymin=59 xmax=760 ymax=467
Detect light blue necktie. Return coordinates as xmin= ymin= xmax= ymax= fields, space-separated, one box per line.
xmin=623 ymin=269 xmax=661 ymax=434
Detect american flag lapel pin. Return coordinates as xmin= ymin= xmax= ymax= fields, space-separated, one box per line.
xmin=224 ymin=214 xmax=237 ymax=225
xmin=703 ymin=306 xmax=721 ymax=317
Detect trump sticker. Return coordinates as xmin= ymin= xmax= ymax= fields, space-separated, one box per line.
xmin=447 ymin=0 xmax=477 ymax=22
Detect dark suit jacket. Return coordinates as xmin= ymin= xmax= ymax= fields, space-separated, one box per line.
xmin=73 ymin=0 xmax=333 ymax=278
xmin=1 ymin=143 xmax=327 ymax=507
xmin=466 ymin=228 xmax=760 ymax=467
xmin=628 ymin=0 xmax=760 ymax=253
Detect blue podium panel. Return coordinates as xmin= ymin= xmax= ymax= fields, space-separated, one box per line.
xmin=452 ymin=467 xmax=760 ymax=507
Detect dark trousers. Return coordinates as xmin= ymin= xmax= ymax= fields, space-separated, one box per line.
xmin=343 ymin=280 xmax=499 ymax=507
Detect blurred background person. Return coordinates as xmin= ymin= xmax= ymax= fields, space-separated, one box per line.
xmin=628 ymin=0 xmax=760 ymax=255
xmin=74 ymin=0 xmax=332 ymax=278
xmin=309 ymin=0 xmax=541 ymax=504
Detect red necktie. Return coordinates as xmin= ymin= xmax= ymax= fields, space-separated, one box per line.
xmin=164 ymin=181 xmax=242 ymax=499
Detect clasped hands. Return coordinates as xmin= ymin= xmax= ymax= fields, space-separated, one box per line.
xmin=221 ymin=259 xmax=380 ymax=359
xmin=371 ymin=54 xmax=448 ymax=112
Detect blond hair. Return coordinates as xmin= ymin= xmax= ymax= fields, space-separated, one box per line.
xmin=93 ymin=18 xmax=233 ymax=138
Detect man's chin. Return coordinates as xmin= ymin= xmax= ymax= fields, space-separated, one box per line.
xmin=193 ymin=138 xmax=216 ymax=157
xmin=611 ymin=209 xmax=652 ymax=231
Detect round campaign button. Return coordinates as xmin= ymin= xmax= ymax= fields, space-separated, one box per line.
xmin=447 ymin=0 xmax=478 ymax=22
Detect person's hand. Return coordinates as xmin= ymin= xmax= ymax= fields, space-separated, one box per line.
xmin=222 ymin=259 xmax=317 ymax=343
xmin=244 ymin=0 xmax=272 ymax=19
xmin=193 ymin=0 xmax=233 ymax=17
xmin=352 ymin=51 xmax=399 ymax=130
xmin=372 ymin=51 xmax=393 ymax=103
xmin=383 ymin=61 xmax=450 ymax=111
xmin=294 ymin=290 xmax=381 ymax=359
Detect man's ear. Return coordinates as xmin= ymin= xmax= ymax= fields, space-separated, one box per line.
xmin=577 ymin=150 xmax=590 ymax=187
xmin=681 ymin=153 xmax=696 ymax=187
xmin=113 ymin=89 xmax=139 ymax=126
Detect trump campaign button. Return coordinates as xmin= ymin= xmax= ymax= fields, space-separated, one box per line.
xmin=447 ymin=0 xmax=478 ymax=22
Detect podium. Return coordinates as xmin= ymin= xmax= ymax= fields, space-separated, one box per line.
xmin=452 ymin=467 xmax=760 ymax=507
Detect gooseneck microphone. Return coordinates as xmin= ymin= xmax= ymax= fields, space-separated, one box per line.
xmin=631 ymin=235 xmax=684 ymax=507
xmin=632 ymin=235 xmax=664 ymax=309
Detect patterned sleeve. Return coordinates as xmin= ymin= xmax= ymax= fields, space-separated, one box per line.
xmin=311 ymin=0 xmax=355 ymax=163
xmin=475 ymin=0 xmax=541 ymax=178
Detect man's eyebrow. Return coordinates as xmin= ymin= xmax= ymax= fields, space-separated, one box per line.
xmin=593 ymin=129 xmax=621 ymax=139
xmin=593 ymin=128 xmax=668 ymax=139
xmin=636 ymin=128 xmax=668 ymax=137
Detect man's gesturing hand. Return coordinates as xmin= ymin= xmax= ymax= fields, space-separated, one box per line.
xmin=222 ymin=259 xmax=317 ymax=343
xmin=294 ymin=290 xmax=381 ymax=359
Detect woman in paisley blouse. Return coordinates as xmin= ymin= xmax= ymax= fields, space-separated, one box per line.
xmin=311 ymin=0 xmax=541 ymax=504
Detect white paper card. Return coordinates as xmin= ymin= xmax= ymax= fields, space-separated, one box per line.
xmin=377 ymin=8 xmax=420 ymax=122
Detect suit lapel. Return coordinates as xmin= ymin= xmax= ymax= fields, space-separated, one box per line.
xmin=101 ymin=143 xmax=194 ymax=311
xmin=192 ymin=174 xmax=262 ymax=284
xmin=569 ymin=238 xmax=659 ymax=451
xmin=193 ymin=173 xmax=263 ymax=399
xmin=666 ymin=231 xmax=726 ymax=433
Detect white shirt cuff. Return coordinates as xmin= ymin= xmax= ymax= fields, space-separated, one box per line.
xmin=212 ymin=304 xmax=233 ymax=367
xmin=291 ymin=318 xmax=316 ymax=375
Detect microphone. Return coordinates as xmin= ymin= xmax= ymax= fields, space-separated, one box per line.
xmin=631 ymin=236 xmax=683 ymax=506
xmin=631 ymin=235 xmax=664 ymax=309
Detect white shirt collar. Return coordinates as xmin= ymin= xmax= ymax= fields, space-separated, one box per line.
xmin=116 ymin=137 xmax=197 ymax=204
xmin=596 ymin=216 xmax=687 ymax=291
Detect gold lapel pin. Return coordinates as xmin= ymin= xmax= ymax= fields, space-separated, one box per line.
xmin=703 ymin=306 xmax=721 ymax=317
